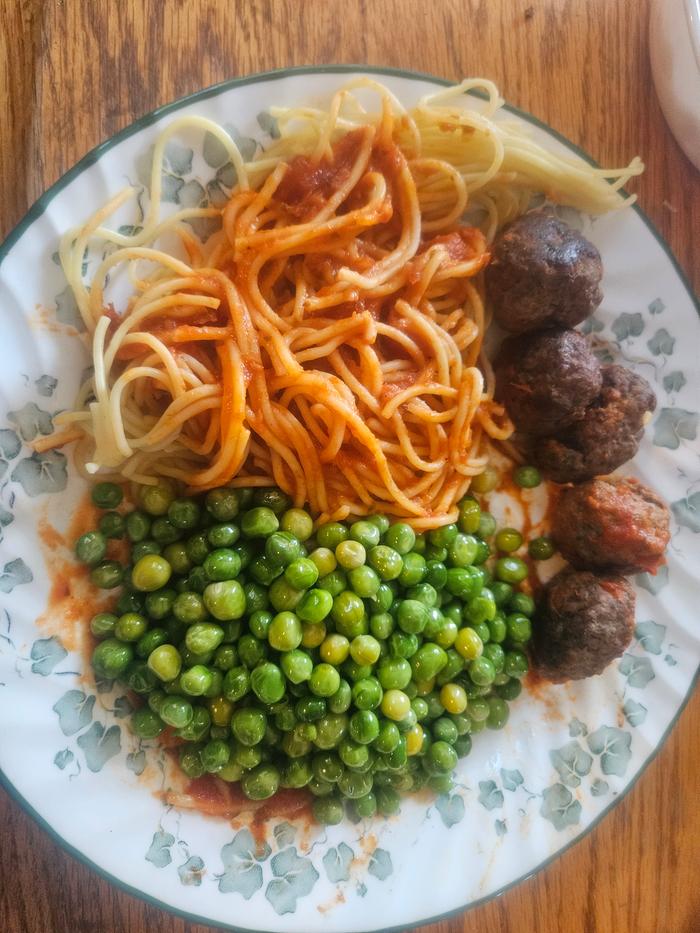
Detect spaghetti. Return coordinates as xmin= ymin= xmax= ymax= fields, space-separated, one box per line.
xmin=39 ymin=79 xmax=643 ymax=528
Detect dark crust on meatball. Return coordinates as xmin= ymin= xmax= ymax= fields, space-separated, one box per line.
xmin=552 ymin=476 xmax=670 ymax=575
xmin=532 ymin=364 xmax=656 ymax=482
xmin=486 ymin=211 xmax=603 ymax=334
xmin=533 ymin=569 xmax=635 ymax=682
xmin=494 ymin=328 xmax=602 ymax=436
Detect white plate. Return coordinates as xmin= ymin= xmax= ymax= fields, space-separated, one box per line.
xmin=0 ymin=67 xmax=698 ymax=932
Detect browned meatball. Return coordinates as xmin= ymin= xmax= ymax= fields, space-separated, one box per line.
xmin=552 ymin=476 xmax=670 ymax=575
xmin=494 ymin=328 xmax=602 ymax=436
xmin=532 ymin=365 xmax=656 ymax=483
xmin=533 ymin=569 xmax=636 ymax=682
xmin=486 ymin=212 xmax=603 ymax=334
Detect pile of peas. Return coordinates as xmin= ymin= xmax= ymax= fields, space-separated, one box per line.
xmin=78 ymin=476 xmax=539 ymax=826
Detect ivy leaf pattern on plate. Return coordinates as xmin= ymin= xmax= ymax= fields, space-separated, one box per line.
xmin=265 ymin=847 xmax=319 ymax=915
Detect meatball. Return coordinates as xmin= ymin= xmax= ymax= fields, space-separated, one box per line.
xmin=552 ymin=476 xmax=670 ymax=575
xmin=533 ymin=569 xmax=636 ymax=682
xmin=486 ymin=211 xmax=603 ymax=334
xmin=494 ymin=328 xmax=602 ymax=436
xmin=532 ymin=364 xmax=656 ymax=483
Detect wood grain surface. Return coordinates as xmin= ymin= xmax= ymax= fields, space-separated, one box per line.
xmin=0 ymin=2 xmax=698 ymax=932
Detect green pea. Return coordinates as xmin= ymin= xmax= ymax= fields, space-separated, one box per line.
xmin=488 ymin=615 xmax=508 ymax=643
xmin=495 ymin=556 xmax=528 ymax=584
xmin=352 ymin=677 xmax=383 ymax=711
xmin=312 ymin=795 xmax=344 ymax=824
xmin=371 ymin=582 xmax=395 ymax=612
xmin=376 ymin=785 xmax=401 ymax=815
xmin=495 ymin=528 xmax=523 ymax=553
xmin=314 ymin=712 xmax=349 ymax=749
xmin=447 ymin=533 xmax=478 ymax=567
xmin=277 ymin=507 xmax=312 ymax=541
xmin=338 ymin=768 xmax=373 ymax=799
xmin=91 ymin=481 xmax=123 ymax=509
xmin=506 ymin=612 xmax=532 ymax=643
xmin=167 ymin=498 xmax=201 ymax=530
xmin=394 ymin=552 xmax=424 ymax=588
xmin=279 ymin=649 xmax=311 ymax=685
xmin=397 ymin=599 xmax=429 ymax=635
xmin=249 ymin=555 xmax=283 ymax=586
xmin=179 ymin=664 xmax=213 ymax=696
xmin=114 ymin=612 xmax=148 ymax=643
xmin=240 ymin=763 xmax=280 ymax=800
xmin=444 ymin=566 xmax=482 ymax=600
xmin=98 ymin=511 xmax=125 ymax=539
xmin=295 ymin=696 xmax=327 ymax=723
xmin=495 ymin=677 xmax=523 ymax=700
xmin=457 ymin=496 xmax=481 ymax=534
xmin=410 ymin=643 xmax=448 ymax=682
xmin=313 ymin=752 xmax=344 ymax=783
xmin=423 ymin=561 xmax=447 ymax=591
xmin=234 ymin=743 xmax=263 ymax=770
xmin=92 ymin=638 xmax=133 ymax=679
xmin=186 ymin=623 xmax=225 ymax=655
xmin=206 ymin=487 xmax=241 ymax=521
xmin=221 ymin=666 xmax=250 ymax=703
xmin=411 ymin=697 xmax=429 ymax=721
xmin=346 ymin=520 xmax=379 ymax=549
xmin=232 ymin=708 xmax=266 ymax=747
xmin=425 ymin=544 xmax=448 ymax=562
xmin=160 ymin=696 xmax=193 ymax=729
xmin=317 ymin=569 xmax=347 ymax=597
xmin=343 ymin=659 xmax=372 ymax=683
xmin=377 ymin=657 xmax=411 ymax=690
xmin=90 ymin=612 xmax=118 ymax=638
xmin=308 ymin=547 xmax=337 ymax=577
xmin=131 ymin=541 xmax=162 ymax=563
xmin=334 ymin=540 xmax=365 ymax=571
xmin=487 ymin=697 xmax=510 ymax=729
xmin=241 ymin=507 xmax=279 ymax=538
xmin=251 ymin=662 xmax=286 ymax=704
xmin=367 ymin=545 xmax=403 ymax=581
xmin=347 ymin=565 xmax=381 ymax=598
xmin=468 ymin=656 xmax=496 ymax=686
xmin=369 ymin=612 xmax=394 ymax=640
xmin=126 ymin=511 xmax=151 ymax=543
xmin=295 ymin=587 xmax=333 ymax=624
xmin=202 ymin=580 xmax=246 ymax=621
xmin=268 ymin=611 xmax=302 ymax=651
xmin=203 ymin=548 xmax=241 ymax=582
xmin=309 ymin=663 xmax=341 ymax=698
xmin=173 ymin=592 xmax=206 ymax=624
xmin=529 ymin=535 xmax=555 ymax=560
xmin=349 ymin=635 xmax=380 ymax=665
xmin=147 ymin=644 xmax=182 ymax=682
xmin=504 ymin=649 xmax=529 ymax=679
xmin=150 ymin=518 xmax=180 ymax=545
xmin=509 ymin=592 xmax=535 ymax=616
xmin=388 ymin=631 xmax=419 ymax=659
xmin=465 ymin=588 xmax=497 ymax=625
xmin=473 ymin=539 xmax=491 ymax=565
xmin=477 ymin=512 xmax=497 ymax=539
xmin=185 ymin=532 xmax=209 ymax=566
xmin=140 ymin=482 xmax=175 ymax=516
xmin=175 ymin=707 xmax=211 ymax=742
xmin=331 ymin=590 xmax=365 ymax=629
xmin=205 ymin=522 xmax=239 ymax=549
xmin=483 ymin=641 xmax=505 ymax=673
xmin=130 ymin=707 xmax=165 ymax=739
xmin=328 ymin=679 xmax=352 ymax=714
xmin=89 ymin=559 xmax=124 ymax=590
xmin=431 ymin=716 xmax=459 ymax=745
xmin=131 ymin=554 xmax=171 ymax=592
xmin=253 ymin=488 xmax=290 ymax=514
xmin=238 ymin=634 xmax=268 ymax=668
xmin=513 ymin=465 xmax=541 ymax=488
xmin=491 ymin=581 xmax=513 ymax=607
xmin=383 ymin=522 xmax=415 ymax=555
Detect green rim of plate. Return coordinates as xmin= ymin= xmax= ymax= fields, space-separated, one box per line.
xmin=0 ymin=64 xmax=698 ymax=933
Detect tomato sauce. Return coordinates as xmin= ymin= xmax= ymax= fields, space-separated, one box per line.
xmin=275 ymin=129 xmax=367 ymax=220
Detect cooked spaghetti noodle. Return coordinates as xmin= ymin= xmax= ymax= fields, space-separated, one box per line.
xmin=39 ymin=78 xmax=643 ymax=528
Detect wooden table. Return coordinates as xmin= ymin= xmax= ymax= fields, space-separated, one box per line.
xmin=1 ymin=2 xmax=698 ymax=931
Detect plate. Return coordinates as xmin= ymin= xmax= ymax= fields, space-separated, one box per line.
xmin=0 ymin=66 xmax=698 ymax=932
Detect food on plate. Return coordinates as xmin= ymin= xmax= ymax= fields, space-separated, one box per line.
xmin=494 ymin=328 xmax=602 ymax=435
xmin=485 ymin=211 xmax=603 ymax=334
xmin=81 ymin=481 xmax=535 ymax=822
xmin=532 ymin=364 xmax=656 ymax=483
xmin=532 ymin=569 xmax=636 ymax=682
xmin=36 ymin=76 xmax=667 ymax=818
xmin=552 ymin=476 xmax=671 ymax=574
